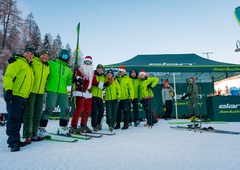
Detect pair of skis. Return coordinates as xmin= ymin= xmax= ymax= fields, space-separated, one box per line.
xmin=44 ymin=131 xmax=116 ymax=143
xmin=170 ymin=125 xmax=240 ymax=135
xmin=77 ymin=131 xmax=116 ymax=137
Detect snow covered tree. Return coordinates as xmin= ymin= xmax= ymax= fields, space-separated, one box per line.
xmin=65 ymin=43 xmax=73 ymax=69
xmin=51 ymin=39 xmax=59 ymax=61
xmin=42 ymin=33 xmax=52 ymax=52
xmin=55 ymin=34 xmax=62 ymax=49
xmin=6 ymin=24 xmax=24 ymax=54
xmin=0 ymin=47 xmax=11 ymax=71
xmin=0 ymin=0 xmax=22 ymax=49
xmin=30 ymin=24 xmax=41 ymax=52
xmin=24 ymin=13 xmax=41 ymax=52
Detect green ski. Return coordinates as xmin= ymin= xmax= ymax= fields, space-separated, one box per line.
xmin=48 ymin=132 xmax=92 ymax=140
xmin=44 ymin=136 xmax=78 ymax=143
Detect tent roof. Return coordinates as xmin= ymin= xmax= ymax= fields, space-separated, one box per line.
xmin=104 ymin=53 xmax=240 ymax=83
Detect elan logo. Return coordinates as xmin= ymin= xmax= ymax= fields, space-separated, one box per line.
xmin=149 ymin=63 xmax=194 ymax=66
xmin=219 ymin=103 xmax=240 ymax=109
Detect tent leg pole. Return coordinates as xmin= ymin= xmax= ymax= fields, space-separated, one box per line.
xmin=173 ymin=73 xmax=178 ymax=120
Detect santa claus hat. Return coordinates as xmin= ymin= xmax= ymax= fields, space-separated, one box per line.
xmin=84 ymin=56 xmax=92 ymax=62
xmin=189 ymin=77 xmax=196 ymax=81
xmin=163 ymin=80 xmax=169 ymax=84
xmin=118 ymin=66 xmax=126 ymax=72
xmin=139 ymin=69 xmax=147 ymax=76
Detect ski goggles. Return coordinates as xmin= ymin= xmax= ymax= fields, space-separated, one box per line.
xmin=84 ymin=60 xmax=92 ymax=65
xmin=61 ymin=54 xmax=69 ymax=60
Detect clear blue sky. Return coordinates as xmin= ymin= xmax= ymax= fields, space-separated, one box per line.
xmin=18 ymin=0 xmax=240 ymax=67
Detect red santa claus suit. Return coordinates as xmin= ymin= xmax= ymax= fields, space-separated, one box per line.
xmin=71 ymin=56 xmax=96 ymax=127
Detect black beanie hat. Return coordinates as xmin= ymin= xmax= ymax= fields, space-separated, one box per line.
xmin=97 ymin=64 xmax=104 ymax=69
xmin=106 ymin=69 xmax=114 ymax=76
xmin=39 ymin=50 xmax=51 ymax=57
xmin=24 ymin=47 xmax=35 ymax=54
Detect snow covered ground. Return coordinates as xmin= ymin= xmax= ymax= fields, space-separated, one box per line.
xmin=1 ymin=116 xmax=240 ymax=170
xmin=0 ymin=97 xmax=7 ymax=114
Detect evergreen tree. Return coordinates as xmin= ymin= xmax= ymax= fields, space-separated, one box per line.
xmin=0 ymin=0 xmax=22 ymax=49
xmin=24 ymin=13 xmax=41 ymax=52
xmin=7 ymin=24 xmax=24 ymax=54
xmin=30 ymin=24 xmax=41 ymax=52
xmin=51 ymin=40 xmax=59 ymax=61
xmin=65 ymin=43 xmax=73 ymax=68
xmin=42 ymin=33 xmax=52 ymax=52
xmin=55 ymin=34 xmax=62 ymax=49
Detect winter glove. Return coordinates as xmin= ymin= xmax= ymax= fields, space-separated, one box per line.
xmin=162 ymin=106 xmax=166 ymax=112
xmin=181 ymin=93 xmax=190 ymax=100
xmin=8 ymin=57 xmax=17 ymax=64
xmin=4 ymin=90 xmax=13 ymax=103
xmin=104 ymin=82 xmax=110 ymax=87
xmin=147 ymin=84 xmax=152 ymax=89
xmin=72 ymin=77 xmax=77 ymax=84
xmin=169 ymin=91 xmax=174 ymax=97
xmin=77 ymin=77 xmax=84 ymax=85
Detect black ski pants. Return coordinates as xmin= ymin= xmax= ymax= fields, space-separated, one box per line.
xmin=165 ymin=100 xmax=173 ymax=119
xmin=141 ymin=98 xmax=157 ymax=125
xmin=91 ymin=96 xmax=104 ymax=127
xmin=129 ymin=98 xmax=139 ymax=122
xmin=6 ymin=96 xmax=27 ymax=145
xmin=116 ymin=99 xmax=130 ymax=125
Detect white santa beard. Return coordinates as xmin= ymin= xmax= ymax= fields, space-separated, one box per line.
xmin=80 ymin=64 xmax=94 ymax=80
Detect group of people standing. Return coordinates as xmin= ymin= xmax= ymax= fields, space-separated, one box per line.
xmin=3 ymin=46 xmax=198 ymax=152
xmin=3 ymin=48 xmax=52 ymax=152
xmin=3 ymin=48 xmax=75 ymax=152
xmin=2 ymin=48 xmax=161 ymax=152
xmin=70 ymin=64 xmax=160 ymax=132
xmin=161 ymin=77 xmax=199 ymax=120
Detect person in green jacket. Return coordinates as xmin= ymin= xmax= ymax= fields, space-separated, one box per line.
xmin=129 ymin=68 xmax=140 ymax=127
xmin=38 ymin=49 xmax=73 ymax=137
xmin=104 ymin=69 xmax=121 ymax=131
xmin=3 ymin=47 xmax=34 ymax=152
xmin=22 ymin=50 xmax=50 ymax=144
xmin=139 ymin=69 xmax=159 ymax=127
xmin=114 ymin=66 xmax=134 ymax=130
xmin=91 ymin=64 xmax=108 ymax=132
xmin=181 ymin=77 xmax=199 ymax=120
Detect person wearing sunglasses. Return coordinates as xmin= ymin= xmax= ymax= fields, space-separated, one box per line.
xmin=38 ymin=49 xmax=73 ymax=137
xmin=70 ymin=56 xmax=95 ymax=133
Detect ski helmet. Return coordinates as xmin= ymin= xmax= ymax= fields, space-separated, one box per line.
xmin=59 ymin=49 xmax=70 ymax=62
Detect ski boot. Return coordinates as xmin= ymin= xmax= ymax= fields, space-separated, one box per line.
xmin=8 ymin=141 xmax=27 ymax=152
xmin=109 ymin=126 xmax=113 ymax=132
xmin=114 ymin=123 xmax=120 ymax=129
xmin=134 ymin=121 xmax=140 ymax=127
xmin=122 ymin=122 xmax=128 ymax=130
xmin=93 ymin=126 xmax=99 ymax=132
xmin=38 ymin=127 xmax=49 ymax=138
xmin=31 ymin=136 xmax=43 ymax=141
xmin=70 ymin=126 xmax=81 ymax=134
xmin=57 ymin=126 xmax=71 ymax=136
xmin=80 ymin=125 xmax=92 ymax=133
xmin=96 ymin=124 xmax=102 ymax=131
